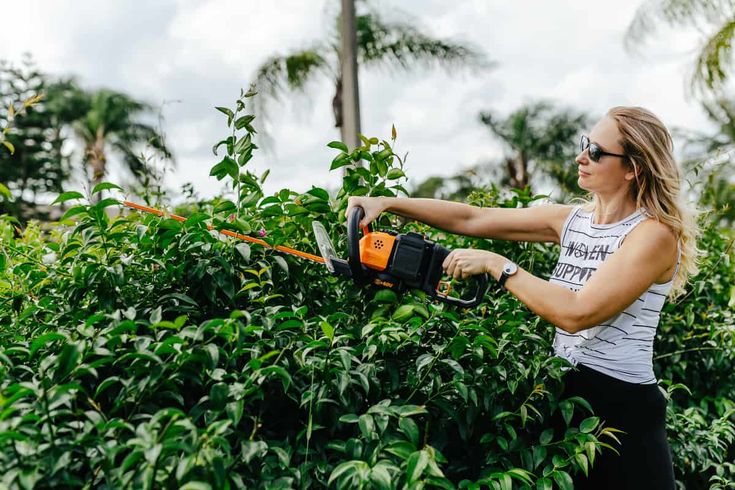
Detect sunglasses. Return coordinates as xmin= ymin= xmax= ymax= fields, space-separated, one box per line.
xmin=580 ymin=135 xmax=626 ymax=163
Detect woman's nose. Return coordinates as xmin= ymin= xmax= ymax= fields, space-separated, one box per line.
xmin=575 ymin=150 xmax=588 ymax=165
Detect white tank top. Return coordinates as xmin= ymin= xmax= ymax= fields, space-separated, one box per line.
xmin=550 ymin=205 xmax=681 ymax=384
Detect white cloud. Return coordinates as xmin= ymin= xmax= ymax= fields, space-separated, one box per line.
xmin=0 ymin=0 xmax=720 ymax=202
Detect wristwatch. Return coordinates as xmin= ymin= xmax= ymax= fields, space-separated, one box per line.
xmin=497 ymin=260 xmax=518 ymax=290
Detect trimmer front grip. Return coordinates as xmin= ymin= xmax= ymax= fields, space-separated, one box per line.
xmin=425 ymin=245 xmax=490 ymax=308
xmin=435 ymin=273 xmax=489 ymax=308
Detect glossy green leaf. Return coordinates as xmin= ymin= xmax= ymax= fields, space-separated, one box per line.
xmin=91 ymin=182 xmax=123 ymax=194
xmin=52 ymin=191 xmax=85 ymax=205
xmin=536 ymin=477 xmax=552 ymax=490
xmin=579 ymin=416 xmax=600 ymax=434
xmin=392 ymin=304 xmax=414 ymax=322
xmin=328 ymin=141 xmax=349 ymax=152
xmin=386 ymin=168 xmax=405 ymax=180
xmin=406 ymin=450 xmax=429 ymax=483
xmin=553 ymin=470 xmax=573 ymax=490
xmin=0 ymin=182 xmax=12 ymax=199
xmin=374 ymin=289 xmax=398 ymax=303
xmin=320 ymin=320 xmax=334 ymax=342
xmin=215 ymin=106 xmax=234 ymax=125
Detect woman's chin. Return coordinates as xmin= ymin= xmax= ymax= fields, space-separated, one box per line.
xmin=577 ymin=178 xmax=589 ymax=191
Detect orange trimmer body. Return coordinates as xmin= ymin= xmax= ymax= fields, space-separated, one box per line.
xmin=359 ymin=231 xmax=397 ymax=271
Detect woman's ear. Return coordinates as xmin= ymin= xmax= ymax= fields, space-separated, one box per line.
xmin=625 ymin=160 xmax=640 ymax=181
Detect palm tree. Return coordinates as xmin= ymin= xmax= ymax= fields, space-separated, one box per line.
xmin=410 ymin=171 xmax=483 ymax=201
xmin=677 ymin=97 xmax=735 ymax=225
xmin=625 ymin=0 xmax=735 ymax=96
xmin=479 ymin=101 xmax=589 ymax=198
xmin=410 ymin=103 xmax=590 ymax=203
xmin=72 ymin=89 xmax=171 ymax=189
xmin=251 ymin=7 xmax=489 ymax=146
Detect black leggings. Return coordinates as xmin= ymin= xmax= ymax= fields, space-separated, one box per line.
xmin=552 ymin=363 xmax=676 ymax=489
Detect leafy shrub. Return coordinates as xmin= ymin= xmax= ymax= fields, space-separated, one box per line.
xmin=0 ymin=90 xmax=733 ymax=489
xmin=655 ymin=210 xmax=735 ymax=488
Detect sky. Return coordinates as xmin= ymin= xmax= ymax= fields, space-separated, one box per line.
xmin=0 ymin=0 xmax=715 ymax=202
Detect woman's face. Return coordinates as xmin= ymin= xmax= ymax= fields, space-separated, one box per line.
xmin=576 ymin=115 xmax=636 ymax=193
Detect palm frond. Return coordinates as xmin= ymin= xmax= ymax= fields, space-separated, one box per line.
xmin=251 ymin=48 xmax=332 ymax=120
xmin=111 ymin=141 xmax=152 ymax=182
xmin=43 ymin=79 xmax=90 ymax=123
xmin=76 ymin=90 xmax=152 ymax=142
xmin=691 ymin=18 xmax=735 ymax=92
xmin=479 ymin=102 xmax=560 ymax=152
xmin=692 ymin=97 xmax=735 ymax=151
xmin=658 ymin=0 xmax=731 ymax=24
xmin=625 ymin=0 xmax=733 ymax=49
xmin=123 ymin=122 xmax=172 ymax=159
xmin=355 ymin=12 xmax=490 ymax=73
xmin=110 ymin=124 xmax=172 ymax=183
xmin=72 ymin=119 xmax=95 ymax=147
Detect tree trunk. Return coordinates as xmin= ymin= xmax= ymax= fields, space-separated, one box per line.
xmin=87 ymin=130 xmax=107 ymax=196
xmin=517 ymin=153 xmax=528 ymax=189
xmin=333 ymin=77 xmax=343 ymax=130
xmin=504 ymin=153 xmax=530 ymax=190
xmin=504 ymin=157 xmax=516 ymax=188
xmin=339 ymin=0 xmax=361 ymax=152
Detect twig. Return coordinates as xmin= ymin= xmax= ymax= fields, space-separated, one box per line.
xmin=671 ymin=236 xmax=734 ymax=306
xmin=654 ymin=346 xmax=726 ymax=361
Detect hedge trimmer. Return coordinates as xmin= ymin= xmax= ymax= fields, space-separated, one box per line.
xmin=123 ymin=201 xmax=489 ymax=308
xmin=313 ymin=206 xmax=489 ymax=307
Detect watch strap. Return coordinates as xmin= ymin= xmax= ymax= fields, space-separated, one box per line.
xmin=498 ymin=271 xmax=511 ymax=290
xmin=497 ymin=261 xmax=517 ymax=290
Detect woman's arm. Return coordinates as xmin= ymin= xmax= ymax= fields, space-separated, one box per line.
xmin=378 ymin=197 xmax=573 ymax=243
xmin=446 ymin=219 xmax=677 ymax=333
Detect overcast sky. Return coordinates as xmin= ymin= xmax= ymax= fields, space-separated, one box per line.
xmin=0 ymin=0 xmax=714 ymax=202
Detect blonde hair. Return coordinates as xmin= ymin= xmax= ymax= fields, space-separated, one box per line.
xmin=572 ymin=106 xmax=703 ymax=300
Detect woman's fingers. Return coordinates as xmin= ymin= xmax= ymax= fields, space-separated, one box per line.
xmin=361 ymin=210 xmax=377 ymax=228
xmin=345 ymin=196 xmax=381 ymax=228
xmin=442 ymin=250 xmax=455 ymax=274
xmin=443 ymin=249 xmax=485 ymax=280
xmin=444 ymin=251 xmax=462 ymax=279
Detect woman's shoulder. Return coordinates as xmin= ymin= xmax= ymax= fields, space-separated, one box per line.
xmin=621 ymin=217 xmax=678 ymax=260
xmin=621 ymin=217 xmax=679 ymax=283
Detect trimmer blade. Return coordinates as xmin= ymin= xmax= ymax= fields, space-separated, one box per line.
xmin=311 ymin=221 xmax=337 ymax=274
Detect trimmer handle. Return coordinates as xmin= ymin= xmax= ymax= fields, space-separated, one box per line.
xmin=346 ymin=206 xmax=370 ymax=285
xmin=425 ymin=245 xmax=490 ymax=308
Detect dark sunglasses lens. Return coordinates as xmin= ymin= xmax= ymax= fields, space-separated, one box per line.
xmin=588 ymin=143 xmax=602 ymax=162
xmin=580 ymin=135 xmax=588 ymax=153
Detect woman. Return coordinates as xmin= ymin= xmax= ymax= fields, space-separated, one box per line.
xmin=345 ymin=106 xmax=701 ymax=488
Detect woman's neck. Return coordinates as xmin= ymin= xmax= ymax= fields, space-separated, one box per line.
xmin=593 ymin=196 xmax=638 ymax=225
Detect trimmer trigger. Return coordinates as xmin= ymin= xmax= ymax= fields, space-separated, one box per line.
xmin=436 ymin=280 xmax=452 ymax=296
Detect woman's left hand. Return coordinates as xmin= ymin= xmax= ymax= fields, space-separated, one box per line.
xmin=442 ymin=249 xmax=498 ymax=280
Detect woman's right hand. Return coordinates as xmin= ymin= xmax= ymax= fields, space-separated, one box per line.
xmin=345 ymin=196 xmax=388 ymax=228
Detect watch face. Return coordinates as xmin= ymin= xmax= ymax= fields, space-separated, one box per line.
xmin=503 ymin=262 xmax=518 ymax=274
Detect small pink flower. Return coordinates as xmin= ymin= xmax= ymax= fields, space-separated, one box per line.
xmin=258 ymin=228 xmax=267 ymax=237
xmin=228 ymin=213 xmax=236 ymax=222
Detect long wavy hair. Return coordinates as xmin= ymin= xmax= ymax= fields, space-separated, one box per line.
xmin=573 ymin=106 xmax=702 ymax=300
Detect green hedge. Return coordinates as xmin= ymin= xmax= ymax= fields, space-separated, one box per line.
xmin=0 ymin=92 xmax=733 ymax=489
